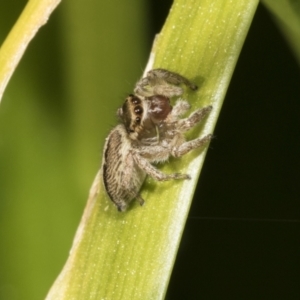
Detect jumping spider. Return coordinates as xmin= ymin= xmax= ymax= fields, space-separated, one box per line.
xmin=101 ymin=69 xmax=212 ymax=212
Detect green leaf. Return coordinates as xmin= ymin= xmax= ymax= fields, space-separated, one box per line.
xmin=0 ymin=0 xmax=61 ymax=102
xmin=46 ymin=0 xmax=258 ymax=299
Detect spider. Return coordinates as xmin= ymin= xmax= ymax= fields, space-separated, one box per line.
xmin=101 ymin=69 xmax=212 ymax=211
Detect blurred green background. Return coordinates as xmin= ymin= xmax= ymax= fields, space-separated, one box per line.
xmin=0 ymin=1 xmax=299 ymax=300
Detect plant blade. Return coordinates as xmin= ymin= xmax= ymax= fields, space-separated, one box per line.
xmin=46 ymin=0 xmax=259 ymax=299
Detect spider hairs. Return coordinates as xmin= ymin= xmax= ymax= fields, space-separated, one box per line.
xmin=101 ymin=69 xmax=212 ymax=212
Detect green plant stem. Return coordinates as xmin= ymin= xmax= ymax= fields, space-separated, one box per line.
xmin=46 ymin=1 xmax=258 ymax=299
xmin=0 ymin=0 xmax=61 ymax=102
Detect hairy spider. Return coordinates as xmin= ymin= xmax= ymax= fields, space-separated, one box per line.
xmin=101 ymin=69 xmax=212 ymax=211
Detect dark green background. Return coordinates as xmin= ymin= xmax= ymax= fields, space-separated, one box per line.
xmin=0 ymin=1 xmax=299 ymax=299
xmin=168 ymin=4 xmax=300 ymax=300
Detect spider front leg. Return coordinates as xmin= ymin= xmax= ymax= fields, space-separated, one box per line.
xmin=170 ymin=99 xmax=191 ymax=118
xmin=176 ymin=105 xmax=213 ymax=132
xmin=172 ymin=134 xmax=212 ymax=158
xmin=146 ymin=69 xmax=198 ymax=90
xmin=132 ymin=150 xmax=190 ymax=181
xmin=134 ymin=69 xmax=198 ymax=98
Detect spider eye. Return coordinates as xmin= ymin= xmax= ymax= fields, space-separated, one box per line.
xmin=134 ymin=106 xmax=143 ymax=114
xmin=131 ymin=96 xmax=141 ymax=105
xmin=135 ymin=117 xmax=141 ymax=123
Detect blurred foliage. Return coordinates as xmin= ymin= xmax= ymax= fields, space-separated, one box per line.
xmin=263 ymin=0 xmax=300 ymax=65
xmin=0 ymin=0 xmax=148 ymax=299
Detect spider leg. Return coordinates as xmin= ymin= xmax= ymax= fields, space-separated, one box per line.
xmin=176 ymin=106 xmax=212 ymax=132
xmin=172 ymin=134 xmax=212 ymax=157
xmin=132 ymin=151 xmax=190 ymax=181
xmin=134 ymin=69 xmax=198 ymax=98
